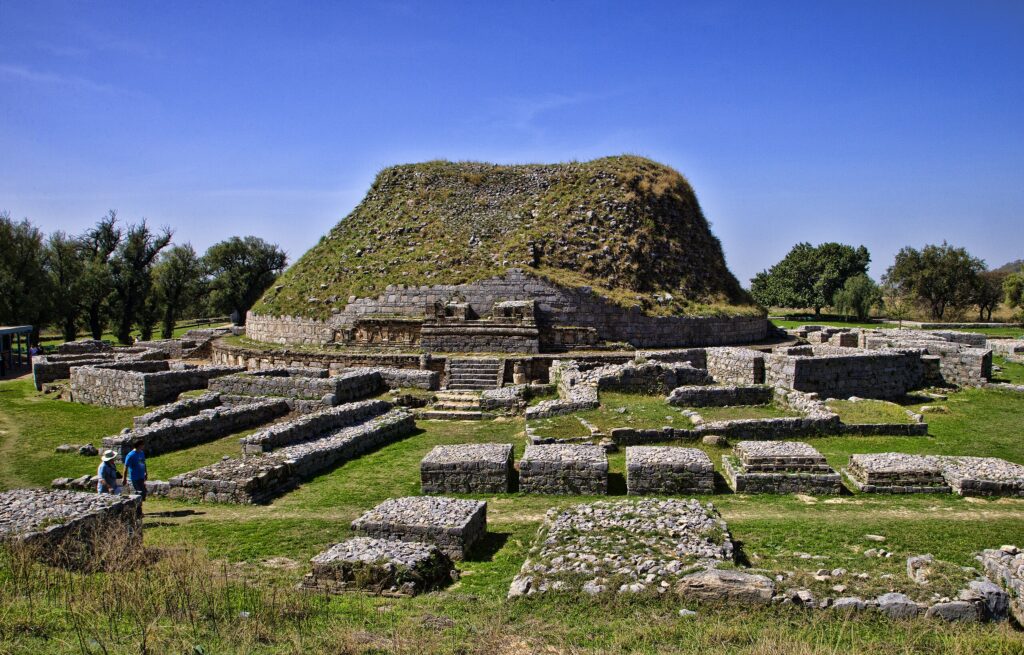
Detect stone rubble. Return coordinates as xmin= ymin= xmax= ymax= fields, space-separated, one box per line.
xmin=300 ymin=536 xmax=454 ymax=596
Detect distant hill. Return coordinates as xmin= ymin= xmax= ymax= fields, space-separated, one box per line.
xmin=993 ymin=259 xmax=1023 ymax=275
xmin=254 ymin=155 xmax=755 ymax=319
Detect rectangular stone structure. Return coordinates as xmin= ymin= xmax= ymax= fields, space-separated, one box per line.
xmin=350 ymin=496 xmax=486 ymax=560
xmin=519 ymin=444 xmax=609 ymax=495
xmin=300 ymin=536 xmax=454 ymax=596
xmin=209 ymin=369 xmax=382 ymax=403
xmin=71 ymin=364 xmax=243 ymax=407
xmin=0 ymin=489 xmax=142 ymax=567
xmin=843 ymin=453 xmax=950 ymax=494
xmin=239 ymin=399 xmax=392 ymax=454
xmin=420 ymin=443 xmax=514 ymax=494
xmin=723 ymin=441 xmax=842 ymax=494
xmin=667 ymin=384 xmax=773 ymax=407
xmin=936 ymin=456 xmax=1024 ymax=497
xmin=625 ymin=446 xmax=714 ymax=495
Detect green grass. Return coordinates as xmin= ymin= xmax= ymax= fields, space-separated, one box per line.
xmin=993 ymin=355 xmax=1024 ymax=385
xmin=693 ymin=404 xmax=801 ymax=422
xmin=772 ymin=318 xmax=1024 ymax=338
xmin=528 ymin=391 xmax=690 ymax=437
xmin=826 ymin=399 xmax=915 ymax=424
xmin=2 ymin=376 xmax=1024 ymax=653
xmin=39 ymin=318 xmax=231 ymax=349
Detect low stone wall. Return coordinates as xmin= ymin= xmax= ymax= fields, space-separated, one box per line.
xmin=71 ymin=364 xmax=244 ymax=407
xmin=705 ymin=347 xmax=765 ymax=384
xmin=722 ymin=441 xmax=842 ymax=495
xmin=844 ymin=453 xmax=950 ymax=494
xmin=978 ymin=547 xmax=1024 ymax=625
xmin=667 ymin=384 xmax=773 ymax=407
xmin=300 ymin=537 xmax=454 ymax=596
xmin=519 ymin=444 xmax=608 ymax=494
xmin=0 ymin=489 xmax=142 ymax=567
xmin=861 ymin=330 xmax=991 ymax=387
xmin=989 ymin=339 xmax=1024 ymax=361
xmin=937 ymin=457 xmax=1024 ymax=497
xmin=765 ymin=347 xmax=923 ymax=399
xmin=103 ymin=398 xmax=290 ymax=457
xmin=165 ymin=409 xmax=414 ymax=503
xmin=33 ymin=349 xmax=167 ymax=390
xmin=55 ymin=339 xmax=113 ymax=354
xmin=133 ymin=392 xmax=223 ymax=427
xmin=240 ymin=399 xmax=392 ymax=453
xmin=209 ymin=369 xmax=383 ymax=403
xmin=420 ymin=443 xmax=515 ymax=494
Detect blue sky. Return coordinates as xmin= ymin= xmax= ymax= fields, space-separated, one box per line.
xmin=2 ymin=1 xmax=1022 ymax=284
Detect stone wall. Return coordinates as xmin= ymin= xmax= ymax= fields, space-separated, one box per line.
xmin=705 ymin=347 xmax=766 ymax=384
xmin=133 ymin=392 xmax=224 ymax=427
xmin=240 ymin=399 xmax=392 ymax=453
xmin=978 ymin=547 xmax=1024 ymax=625
xmin=32 ymin=348 xmax=166 ymax=389
xmin=70 ymin=364 xmax=244 ymax=407
xmin=860 ymin=330 xmax=991 ymax=387
xmin=208 ymin=369 xmax=383 ymax=402
xmin=248 ymin=270 xmax=769 ymax=349
xmin=667 ymin=384 xmax=773 ymax=407
xmin=165 ymin=409 xmax=414 ymax=503
xmin=103 ymin=397 xmax=290 ymax=457
xmin=765 ymin=347 xmax=923 ymax=399
xmin=420 ymin=443 xmax=515 ymax=494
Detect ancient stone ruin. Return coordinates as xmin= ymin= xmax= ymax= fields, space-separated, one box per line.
xmin=625 ymin=446 xmax=715 ymax=495
xmin=519 ymin=444 xmax=609 ymax=495
xmin=420 ymin=443 xmax=515 ymax=494
xmin=350 ymin=496 xmax=487 ymax=560
xmin=722 ymin=441 xmax=842 ymax=495
xmin=301 ymin=536 xmax=454 ymax=596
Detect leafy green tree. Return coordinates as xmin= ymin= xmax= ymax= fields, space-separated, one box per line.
xmin=110 ymin=221 xmax=172 ymax=344
xmin=154 ymin=244 xmax=203 ymax=338
xmin=203 ymin=237 xmax=287 ymax=324
xmin=0 ymin=212 xmax=52 ymax=343
xmin=832 ymin=274 xmax=882 ymax=322
xmin=750 ymin=242 xmax=870 ymax=315
xmin=45 ymin=231 xmax=87 ymax=342
xmin=883 ymin=242 xmax=985 ymax=320
xmin=973 ymin=271 xmax=1005 ymax=322
xmin=80 ymin=212 xmax=122 ymax=339
xmin=1005 ymin=267 xmax=1024 ymax=321
xmin=882 ymin=281 xmax=912 ymax=328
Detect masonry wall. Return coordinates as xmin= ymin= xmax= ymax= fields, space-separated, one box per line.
xmin=705 ymin=347 xmax=766 ymax=384
xmin=247 ymin=270 xmax=768 ymax=349
xmin=70 ymin=365 xmax=243 ymax=407
xmin=765 ymin=348 xmax=923 ymax=399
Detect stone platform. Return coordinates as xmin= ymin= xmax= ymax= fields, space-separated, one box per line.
xmin=722 ymin=441 xmax=842 ymax=494
xmin=351 ymin=496 xmax=487 ymax=560
xmin=519 ymin=444 xmax=608 ymax=495
xmin=0 ymin=489 xmax=142 ymax=566
xmin=625 ymin=447 xmax=714 ymax=495
xmin=936 ymin=456 xmax=1024 ymax=498
xmin=300 ymin=536 xmax=454 ymax=596
xmin=843 ymin=453 xmax=951 ymax=494
xmin=508 ymin=498 xmax=737 ymax=597
xmin=420 ymin=443 xmax=514 ymax=494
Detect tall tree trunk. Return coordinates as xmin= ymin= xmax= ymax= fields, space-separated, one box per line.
xmin=62 ymin=317 xmax=77 ymax=343
xmin=88 ymin=303 xmax=104 ymax=340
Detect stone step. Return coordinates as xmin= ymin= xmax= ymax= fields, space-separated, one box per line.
xmin=447 ymin=384 xmax=496 ymax=391
xmin=450 ymin=359 xmax=500 ymax=365
xmin=449 ymin=375 xmax=498 ymax=383
xmin=419 ymin=409 xmax=494 ymax=421
xmin=433 ymin=391 xmax=482 ymax=401
xmin=433 ymin=401 xmax=482 ymax=411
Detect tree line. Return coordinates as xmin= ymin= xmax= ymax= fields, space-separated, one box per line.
xmin=750 ymin=241 xmax=1024 ymax=322
xmin=0 ymin=210 xmax=287 ymax=344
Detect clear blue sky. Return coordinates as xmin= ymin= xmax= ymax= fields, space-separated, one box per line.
xmin=2 ymin=1 xmax=1022 ymax=284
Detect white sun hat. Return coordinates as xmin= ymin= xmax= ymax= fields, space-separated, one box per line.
xmin=101 ymin=449 xmax=118 ymax=462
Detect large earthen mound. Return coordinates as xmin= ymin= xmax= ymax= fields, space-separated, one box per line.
xmin=255 ymin=156 xmax=753 ymax=320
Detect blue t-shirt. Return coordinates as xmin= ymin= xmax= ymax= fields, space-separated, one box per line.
xmin=97 ymin=461 xmax=119 ymax=491
xmin=123 ymin=450 xmax=146 ymax=481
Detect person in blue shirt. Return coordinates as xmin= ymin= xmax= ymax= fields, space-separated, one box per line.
xmin=121 ymin=439 xmax=148 ymax=502
xmin=97 ymin=450 xmax=121 ymax=495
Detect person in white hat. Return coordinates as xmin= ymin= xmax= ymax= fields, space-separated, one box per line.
xmin=97 ymin=450 xmax=122 ymax=495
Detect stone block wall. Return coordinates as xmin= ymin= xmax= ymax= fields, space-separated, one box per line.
xmin=351 ymin=497 xmax=487 ymax=560
xmin=166 ymin=410 xmax=414 ymax=503
xmin=705 ymin=347 xmax=766 ymax=384
xmin=103 ymin=398 xmax=290 ymax=457
xmin=519 ymin=444 xmax=608 ymax=494
xmin=209 ymin=369 xmax=383 ymax=402
xmin=71 ymin=365 xmax=244 ymax=407
xmin=420 ymin=443 xmax=515 ymax=494
xmin=667 ymin=384 xmax=773 ymax=407
xmin=240 ymin=398 xmax=391 ymax=453
xmin=625 ymin=447 xmax=714 ymax=495
xmin=765 ymin=348 xmax=923 ymax=399
xmin=133 ymin=392 xmax=223 ymax=428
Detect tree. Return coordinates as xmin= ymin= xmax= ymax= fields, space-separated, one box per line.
xmin=80 ymin=212 xmax=122 ymax=339
xmin=882 ymin=281 xmax=912 ymax=328
xmin=0 ymin=212 xmax=52 ymax=342
xmin=750 ymin=242 xmax=870 ymax=315
xmin=109 ymin=221 xmax=172 ymax=344
xmin=45 ymin=231 xmax=87 ymax=342
xmin=203 ymin=237 xmax=287 ymax=324
xmin=883 ymin=242 xmax=985 ymax=320
xmin=154 ymin=244 xmax=203 ymax=339
xmin=1005 ymin=267 xmax=1024 ymax=321
xmin=973 ymin=271 xmax=1005 ymax=322
xmin=832 ymin=274 xmax=882 ymax=322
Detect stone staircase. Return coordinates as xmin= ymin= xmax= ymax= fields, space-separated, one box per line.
xmin=419 ymin=391 xmax=493 ymax=421
xmin=446 ymin=358 xmax=501 ymax=391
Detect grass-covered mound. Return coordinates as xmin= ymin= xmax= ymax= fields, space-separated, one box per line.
xmin=255 ymin=156 xmax=756 ymax=319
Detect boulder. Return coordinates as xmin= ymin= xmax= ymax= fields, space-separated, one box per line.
xmin=676 ymin=568 xmax=774 ymax=606
xmin=967 ymin=580 xmax=1009 ymax=620
xmin=925 ymin=600 xmax=983 ymax=623
xmin=832 ymin=597 xmax=866 ymax=612
xmin=876 ymin=592 xmax=921 ymax=619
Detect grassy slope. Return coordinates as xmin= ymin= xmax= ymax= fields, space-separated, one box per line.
xmin=254 ymin=156 xmax=758 ymax=320
xmin=1 ymin=377 xmax=1024 ymax=653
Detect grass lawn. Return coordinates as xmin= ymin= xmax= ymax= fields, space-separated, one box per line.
xmin=693 ymin=404 xmax=801 ymax=422
xmin=528 ymin=391 xmax=690 ymax=437
xmin=1 ymin=375 xmax=1024 ymax=653
xmin=826 ymin=399 xmax=916 ymax=424
xmin=993 ymin=355 xmax=1024 ymax=385
xmin=771 ymin=319 xmax=1024 ymax=339
xmin=39 ymin=318 xmax=231 ymax=350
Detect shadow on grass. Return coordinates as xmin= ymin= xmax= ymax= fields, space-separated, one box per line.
xmin=732 ymin=540 xmax=753 ymax=567
xmin=466 ymin=531 xmax=510 ymax=562
xmin=608 ymin=472 xmax=627 ymax=495
xmin=147 ymin=509 xmax=204 ymax=518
